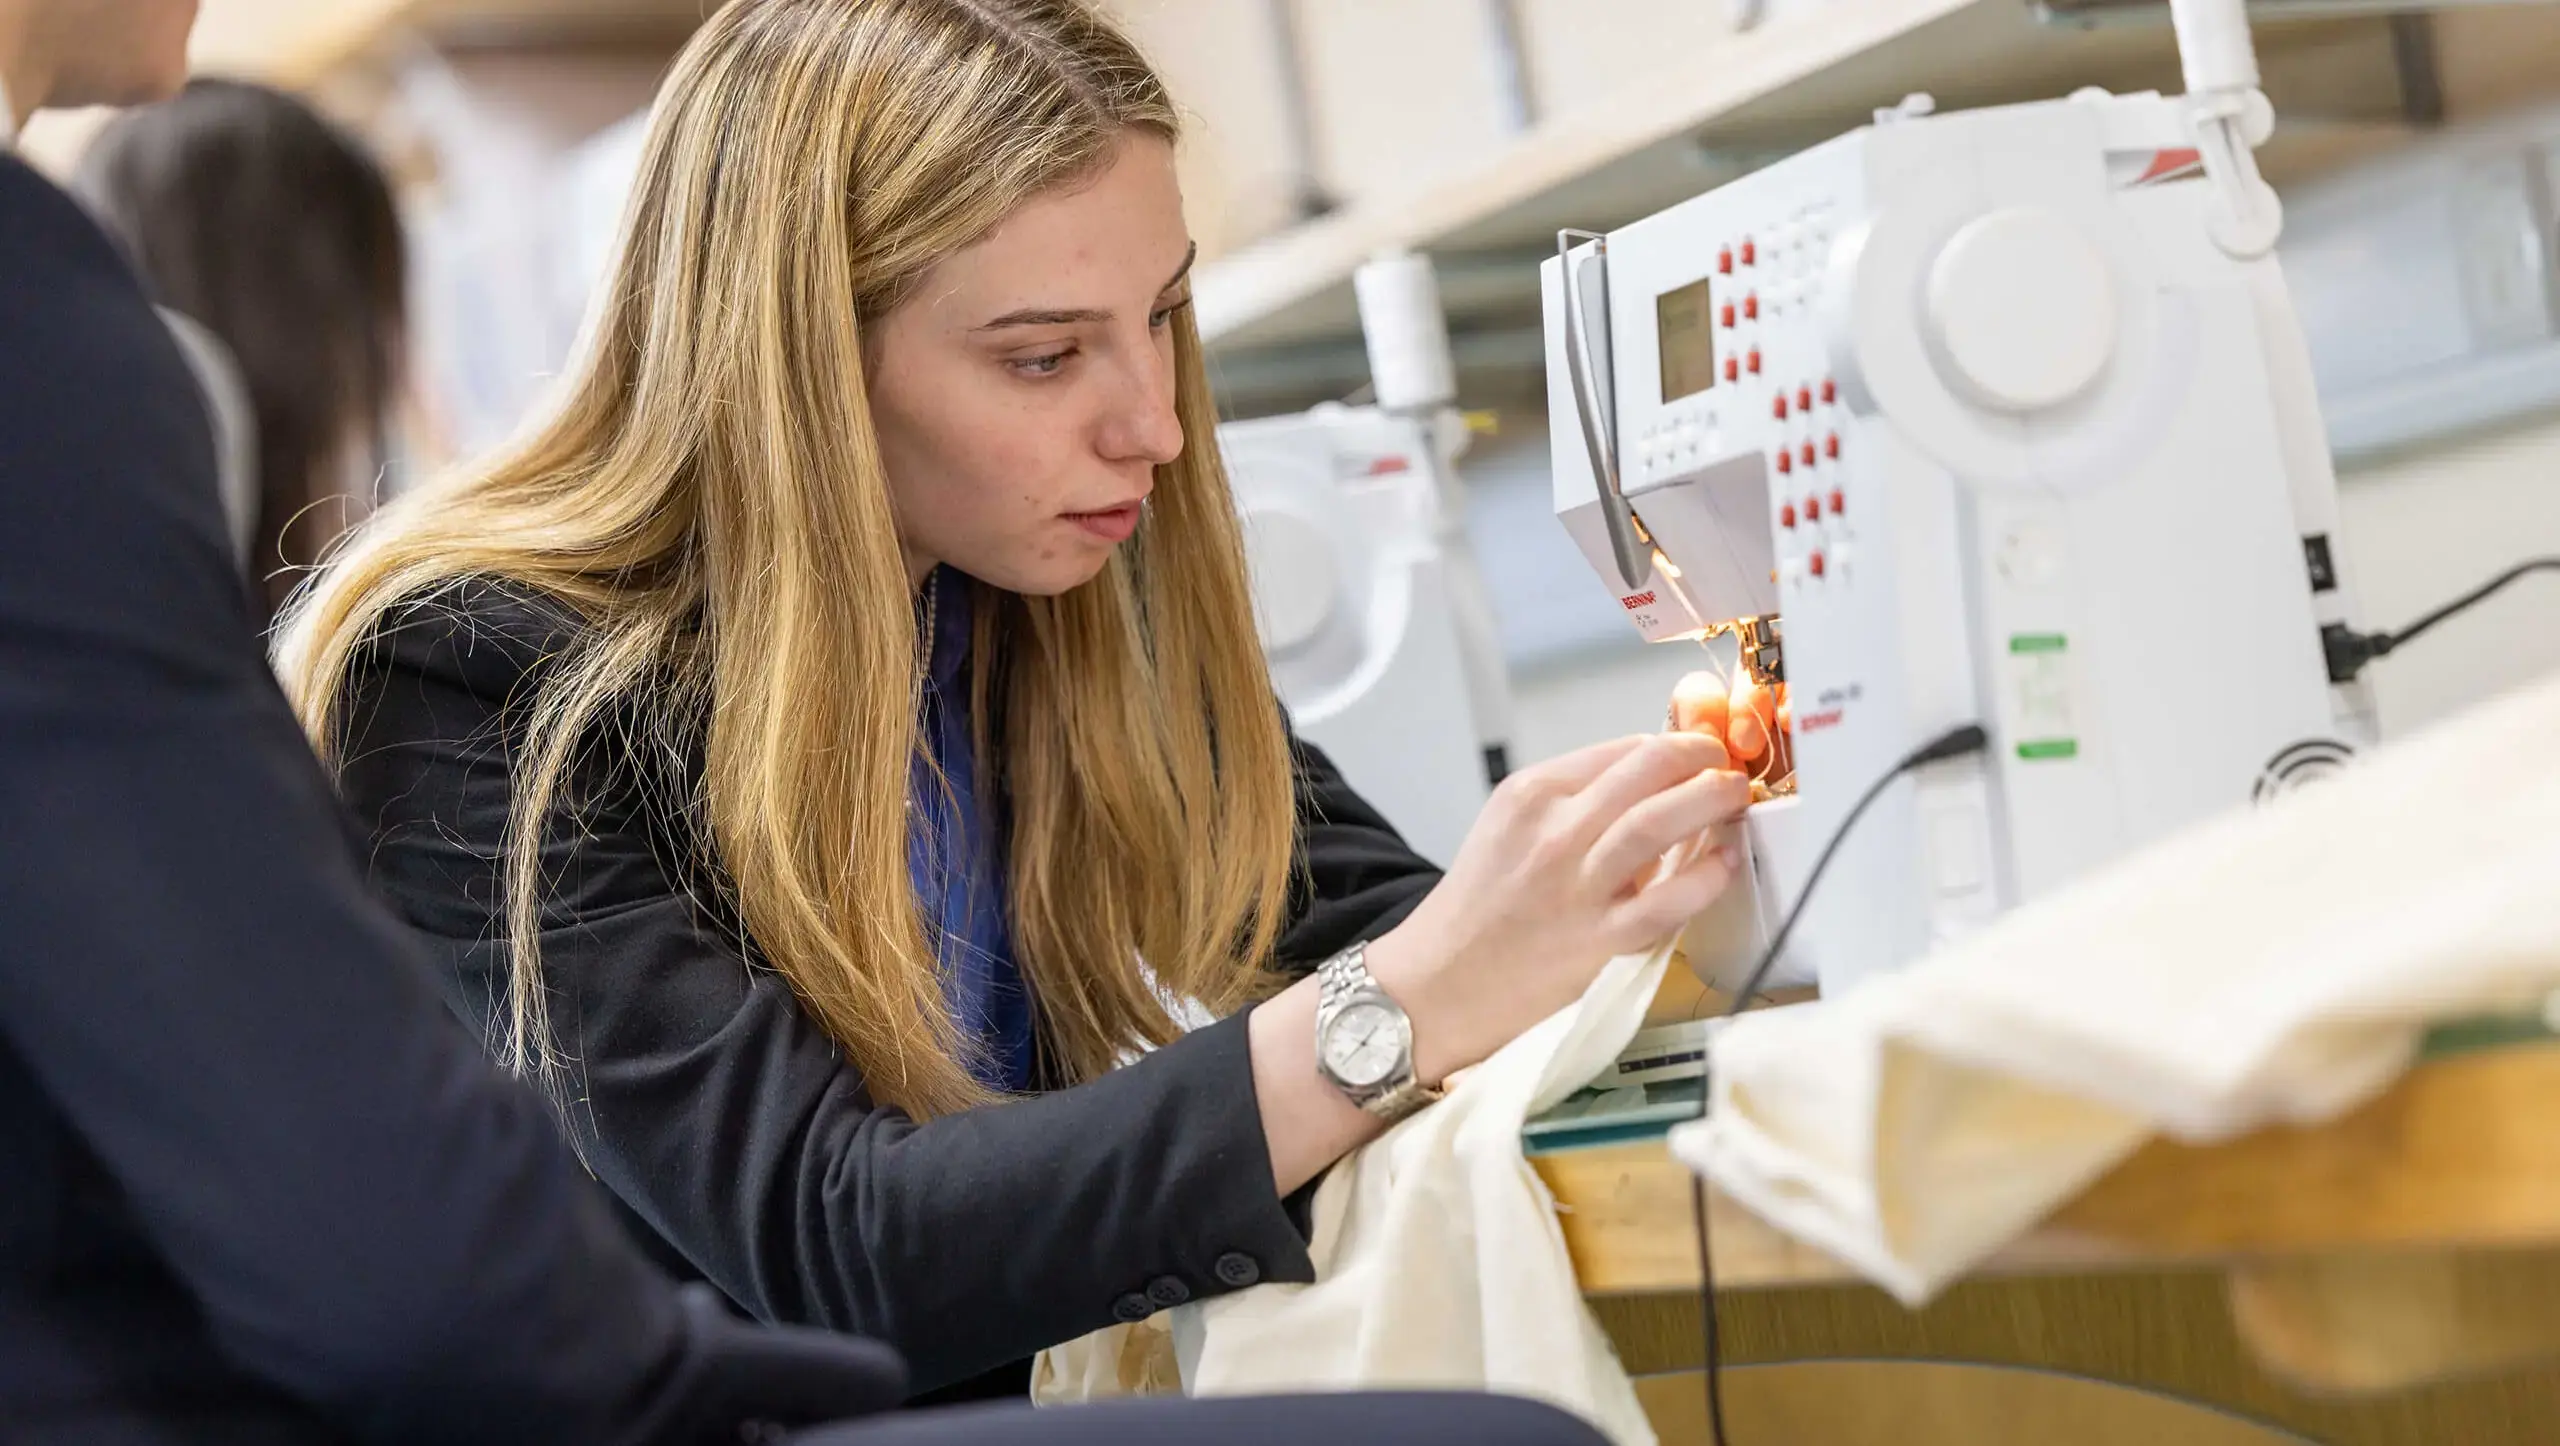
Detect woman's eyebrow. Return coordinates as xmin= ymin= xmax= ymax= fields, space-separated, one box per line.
xmin=971 ymin=244 xmax=1197 ymax=332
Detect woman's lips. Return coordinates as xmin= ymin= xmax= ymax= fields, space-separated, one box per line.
xmin=1065 ymin=502 xmax=1143 ymax=543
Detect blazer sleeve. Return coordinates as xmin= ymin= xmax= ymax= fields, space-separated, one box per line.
xmin=1272 ymin=736 xmax=1447 ymax=970
xmin=0 ymin=158 xmax=900 ymax=1445
xmin=337 ymin=591 xmax=1323 ymax=1395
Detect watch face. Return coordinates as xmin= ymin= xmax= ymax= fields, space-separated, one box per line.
xmin=1321 ymin=1000 xmax=1406 ymax=1090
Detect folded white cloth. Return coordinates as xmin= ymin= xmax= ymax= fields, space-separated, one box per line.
xmin=1035 ymin=945 xmax=1672 ymax=1446
xmin=1675 ymin=672 xmax=2560 ymax=1305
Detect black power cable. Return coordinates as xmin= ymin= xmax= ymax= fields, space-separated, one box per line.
xmin=2323 ymin=557 xmax=2560 ymax=684
xmin=1712 ymin=724 xmax=1989 ymax=1027
xmin=1691 ymin=1171 xmax=1726 ymax=1446
xmin=1687 ymin=721 xmax=1990 ymax=1445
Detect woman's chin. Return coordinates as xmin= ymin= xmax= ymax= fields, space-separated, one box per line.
xmin=973 ymin=548 xmax=1119 ymax=599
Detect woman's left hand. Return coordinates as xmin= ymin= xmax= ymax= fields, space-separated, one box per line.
xmin=1671 ymin=671 xmax=1791 ymax=784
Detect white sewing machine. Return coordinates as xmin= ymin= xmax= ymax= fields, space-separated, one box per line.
xmin=1224 ymin=254 xmax=1515 ymax=868
xmin=1224 ymin=404 xmax=1499 ymax=867
xmin=1544 ymin=0 xmax=2377 ymax=996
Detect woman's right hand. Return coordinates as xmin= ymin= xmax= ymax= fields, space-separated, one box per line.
xmin=1673 ymin=670 xmax=1792 ymax=785
xmin=1365 ymin=732 xmax=1750 ymax=1083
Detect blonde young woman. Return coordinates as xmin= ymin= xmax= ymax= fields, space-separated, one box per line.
xmin=280 ymin=0 xmax=1766 ymax=1405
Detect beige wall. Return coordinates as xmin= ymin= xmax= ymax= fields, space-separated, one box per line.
xmin=1512 ymin=0 xmax=1743 ymax=118
xmin=1104 ymin=0 xmax=1302 ymax=260
xmin=1294 ymin=0 xmax=1508 ymax=203
xmin=134 ymin=0 xmax=1803 ymax=262
xmin=1114 ymin=0 xmax=1746 ymax=263
xmin=1110 ymin=0 xmax=1517 ymax=261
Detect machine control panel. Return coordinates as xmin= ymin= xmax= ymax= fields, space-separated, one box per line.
xmin=1564 ymin=149 xmax=1869 ymax=638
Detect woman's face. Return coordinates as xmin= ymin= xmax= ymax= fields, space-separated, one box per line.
xmin=868 ymin=131 xmax=1194 ymax=596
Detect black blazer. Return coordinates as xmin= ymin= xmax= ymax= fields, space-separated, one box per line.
xmin=0 ymin=157 xmax=900 ymax=1443
xmin=334 ymin=582 xmax=1446 ymax=1397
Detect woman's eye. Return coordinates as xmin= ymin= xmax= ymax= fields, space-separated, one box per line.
xmin=1011 ymin=350 xmax=1072 ymax=377
xmin=1150 ymin=298 xmax=1192 ymax=331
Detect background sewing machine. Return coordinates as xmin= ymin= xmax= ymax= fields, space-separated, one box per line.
xmin=1543 ymin=2 xmax=2380 ymax=997
xmin=1224 ymin=253 xmax=1514 ymax=868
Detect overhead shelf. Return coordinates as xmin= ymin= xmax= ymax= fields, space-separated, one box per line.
xmin=196 ymin=0 xmax=2560 ymax=387
xmin=1193 ymin=0 xmax=2560 ymax=365
xmin=193 ymin=0 xmax=711 ymax=86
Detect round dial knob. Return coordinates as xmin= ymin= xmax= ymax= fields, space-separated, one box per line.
xmin=1240 ymin=508 xmax=1341 ymax=654
xmin=1924 ymin=206 xmax=2118 ymax=414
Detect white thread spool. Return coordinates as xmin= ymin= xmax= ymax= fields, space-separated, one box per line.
xmin=1354 ymin=250 xmax=1457 ymax=414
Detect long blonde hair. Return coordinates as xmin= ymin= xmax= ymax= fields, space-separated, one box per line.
xmin=277 ymin=0 xmax=1295 ymax=1118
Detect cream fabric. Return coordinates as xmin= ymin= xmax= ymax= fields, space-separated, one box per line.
xmin=1676 ymin=672 xmax=2560 ymax=1305
xmin=1035 ymin=945 xmax=1673 ymax=1445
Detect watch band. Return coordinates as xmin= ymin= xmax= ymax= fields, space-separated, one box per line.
xmin=1314 ymin=943 xmax=1445 ymax=1124
xmin=1313 ymin=944 xmax=1369 ymax=1015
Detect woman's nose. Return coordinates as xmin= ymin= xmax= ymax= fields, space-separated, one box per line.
xmin=1100 ymin=347 xmax=1185 ymax=467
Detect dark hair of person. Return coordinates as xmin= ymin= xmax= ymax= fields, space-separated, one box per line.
xmin=76 ymin=77 xmax=407 ymax=623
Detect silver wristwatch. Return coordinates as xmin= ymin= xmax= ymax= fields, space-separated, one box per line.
xmin=1313 ymin=943 xmax=1444 ymax=1124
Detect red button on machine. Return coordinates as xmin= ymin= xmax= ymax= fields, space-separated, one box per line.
xmin=1809 ymin=550 xmax=1828 ymax=579
xmin=1821 ymin=378 xmax=1837 ymax=404
xmin=1824 ymin=433 xmax=1841 ymax=459
xmin=1780 ymin=503 xmax=1798 ymax=529
xmin=1773 ymin=395 xmax=1789 ymax=420
xmin=1719 ymin=247 xmax=1734 ymax=275
xmin=1724 ymin=357 xmax=1740 ymax=383
xmin=1741 ymin=239 xmax=1757 ymax=266
xmin=1747 ymin=349 xmax=1762 ymax=375
xmin=1801 ymin=442 xmax=1817 ymax=468
xmin=1744 ymin=294 xmax=1759 ymax=320
xmin=1722 ymin=304 xmax=1737 ymax=328
xmin=1804 ymin=495 xmax=1822 ymax=521
xmin=1776 ymin=450 xmax=1794 ymax=475
xmin=1830 ymin=488 xmax=1846 ymax=515
xmin=1797 ymin=385 xmax=1813 ymax=411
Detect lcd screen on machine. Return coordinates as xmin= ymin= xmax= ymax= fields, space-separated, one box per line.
xmin=1656 ymin=277 xmax=1717 ymax=402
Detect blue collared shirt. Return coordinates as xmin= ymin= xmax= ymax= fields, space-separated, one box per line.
xmin=910 ymin=567 xmax=1036 ymax=1093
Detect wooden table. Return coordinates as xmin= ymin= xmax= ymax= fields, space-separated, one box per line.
xmin=1528 ymin=1040 xmax=2560 ymax=1444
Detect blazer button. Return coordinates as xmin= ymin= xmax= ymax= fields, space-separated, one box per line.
xmin=1146 ymin=1275 xmax=1191 ymax=1308
xmin=1111 ymin=1292 xmax=1157 ymax=1324
xmin=1213 ymin=1252 xmax=1261 ymax=1288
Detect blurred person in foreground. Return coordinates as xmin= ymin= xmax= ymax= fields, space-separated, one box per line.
xmin=0 ymin=3 xmax=1612 ymax=1445
xmin=0 ymin=2 xmax=913 ymax=1441
xmin=76 ymin=76 xmax=406 ymax=624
